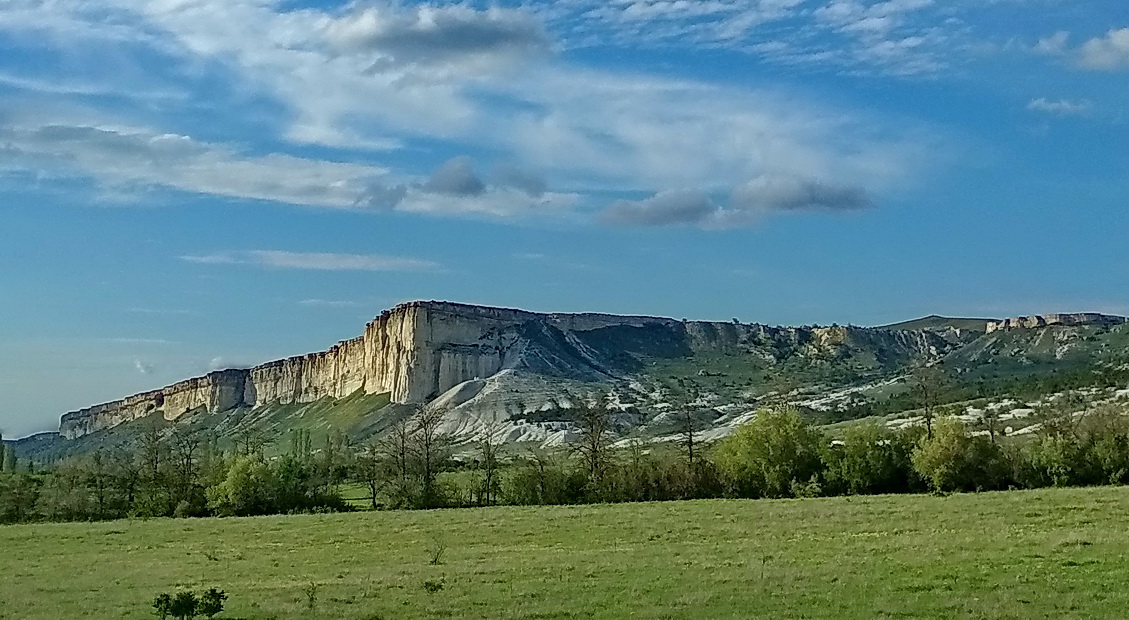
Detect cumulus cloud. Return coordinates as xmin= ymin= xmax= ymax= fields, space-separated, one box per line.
xmin=180 ymin=251 xmax=439 ymax=272
xmin=492 ymin=164 xmax=548 ymax=197
xmin=1034 ymin=31 xmax=1070 ymax=56
xmin=1078 ymin=28 xmax=1129 ymax=71
xmin=324 ymin=5 xmax=550 ymax=69
xmin=0 ymin=1 xmax=930 ymax=229
xmin=354 ymin=157 xmax=569 ymax=217
xmin=421 ymin=156 xmax=486 ymax=196
xmin=602 ymin=190 xmax=716 ymax=227
xmin=1027 ymin=98 xmax=1092 ymax=116
xmin=601 ymin=175 xmax=873 ymax=229
xmin=731 ymin=175 xmax=873 ymax=212
xmin=1035 ymin=28 xmax=1129 ymax=71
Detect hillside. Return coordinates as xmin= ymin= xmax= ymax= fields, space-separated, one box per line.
xmin=11 ymin=303 xmax=1129 ymax=462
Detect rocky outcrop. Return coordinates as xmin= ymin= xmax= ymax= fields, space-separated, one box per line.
xmin=60 ymin=370 xmax=247 ymax=439
xmin=58 ymin=301 xmax=952 ymax=440
xmin=985 ymin=313 xmax=1126 ymax=333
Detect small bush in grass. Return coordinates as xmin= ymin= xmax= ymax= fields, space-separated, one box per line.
xmin=168 ymin=591 xmax=198 ymax=619
xmin=427 ymin=535 xmax=447 ymax=565
xmin=303 ymin=582 xmax=319 ymax=610
xmin=152 ymin=593 xmax=172 ymax=619
xmin=422 ymin=579 xmax=444 ymax=594
xmin=198 ymin=588 xmax=227 ymax=619
xmin=151 ymin=588 xmax=225 ymax=619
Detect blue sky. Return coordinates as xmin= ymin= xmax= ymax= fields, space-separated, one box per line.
xmin=1 ymin=0 xmax=1127 ymax=436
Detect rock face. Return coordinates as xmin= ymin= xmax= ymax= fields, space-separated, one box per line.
xmin=59 ymin=301 xmax=953 ymax=440
xmin=985 ymin=313 xmax=1126 ymax=334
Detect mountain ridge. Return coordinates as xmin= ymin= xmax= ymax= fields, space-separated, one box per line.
xmin=12 ymin=302 xmax=1127 ymax=461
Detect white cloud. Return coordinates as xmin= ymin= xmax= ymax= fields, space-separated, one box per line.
xmin=0 ymin=1 xmax=935 ymax=226
xmin=181 ymin=251 xmax=440 ymax=272
xmin=298 ymin=299 xmax=360 ymax=308
xmin=0 ymin=119 xmax=393 ymax=209
xmin=1078 ymin=28 xmax=1129 ymax=70
xmin=1027 ymin=98 xmax=1092 ymax=116
xmin=1034 ymin=28 xmax=1129 ymax=71
xmin=1034 ymin=31 xmax=1070 ymax=56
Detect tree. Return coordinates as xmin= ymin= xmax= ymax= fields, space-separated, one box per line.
xmin=911 ymin=417 xmax=1008 ymax=492
xmin=675 ymin=408 xmax=702 ymax=468
xmin=823 ymin=422 xmax=915 ymax=495
xmin=476 ymin=422 xmax=504 ymax=506
xmin=379 ymin=418 xmax=415 ymax=508
xmin=573 ymin=397 xmax=614 ymax=497
xmin=911 ymin=365 xmax=949 ymax=440
xmin=136 ymin=421 xmax=170 ymax=516
xmin=409 ymin=407 xmax=452 ymax=508
xmin=714 ymin=406 xmax=825 ymax=498
xmin=197 ymin=588 xmax=227 ymax=619
xmin=3 ymin=435 xmax=17 ymax=474
xmin=355 ymin=437 xmax=383 ymax=510
xmin=206 ymin=454 xmax=275 ymax=516
xmin=169 ymin=426 xmax=204 ymax=514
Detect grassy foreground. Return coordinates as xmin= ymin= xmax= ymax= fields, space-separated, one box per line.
xmin=2 ymin=488 xmax=1129 ymax=619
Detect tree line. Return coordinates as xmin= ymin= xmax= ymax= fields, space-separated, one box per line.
xmin=3 ymin=393 xmax=1129 ymax=524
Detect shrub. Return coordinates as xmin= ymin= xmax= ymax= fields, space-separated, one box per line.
xmin=823 ymin=422 xmax=917 ymax=495
xmin=168 ymin=591 xmax=198 ymax=620
xmin=197 ymin=588 xmax=227 ymax=619
xmin=713 ymin=407 xmax=826 ymax=498
xmin=911 ymin=418 xmax=1010 ymax=492
xmin=152 ymin=593 xmax=172 ymax=620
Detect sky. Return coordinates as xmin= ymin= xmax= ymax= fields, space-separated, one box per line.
xmin=1 ymin=0 xmax=1127 ymax=436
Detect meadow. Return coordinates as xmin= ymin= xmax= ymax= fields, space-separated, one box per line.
xmin=2 ymin=486 xmax=1128 ymax=619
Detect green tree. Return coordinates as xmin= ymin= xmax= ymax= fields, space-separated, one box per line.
xmin=911 ymin=417 xmax=1009 ymax=492
xmin=714 ymin=407 xmax=826 ymax=498
xmin=911 ymin=365 xmax=949 ymax=440
xmin=573 ymin=397 xmax=615 ymax=499
xmin=476 ymin=422 xmax=504 ymax=506
xmin=206 ymin=455 xmax=276 ymax=516
xmin=409 ymin=407 xmax=452 ymax=508
xmin=824 ymin=421 xmax=915 ymax=495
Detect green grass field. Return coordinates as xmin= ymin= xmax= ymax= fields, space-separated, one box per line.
xmin=3 ymin=487 xmax=1129 ymax=619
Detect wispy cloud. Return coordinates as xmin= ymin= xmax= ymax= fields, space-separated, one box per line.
xmin=181 ymin=250 xmax=440 ymax=272
xmin=0 ymin=1 xmax=930 ymax=224
xmin=1027 ymin=98 xmax=1092 ymax=116
xmin=0 ymin=119 xmax=392 ymax=209
xmin=108 ymin=338 xmax=178 ymax=346
xmin=298 ymin=299 xmax=360 ymax=308
xmin=126 ymin=308 xmax=200 ymax=316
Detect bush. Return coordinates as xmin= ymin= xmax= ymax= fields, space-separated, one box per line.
xmin=152 ymin=588 xmax=224 ymax=619
xmin=197 ymin=588 xmax=227 ymax=619
xmin=823 ymin=422 xmax=918 ymax=496
xmin=713 ymin=407 xmax=826 ymax=498
xmin=911 ymin=418 xmax=1010 ymax=492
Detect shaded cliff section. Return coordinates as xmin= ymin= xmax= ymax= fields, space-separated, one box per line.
xmin=58 ymin=301 xmax=957 ymax=440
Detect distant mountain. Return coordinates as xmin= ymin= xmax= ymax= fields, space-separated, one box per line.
xmin=877 ymin=315 xmax=995 ymax=333
xmin=11 ymin=303 xmax=1129 ymax=462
